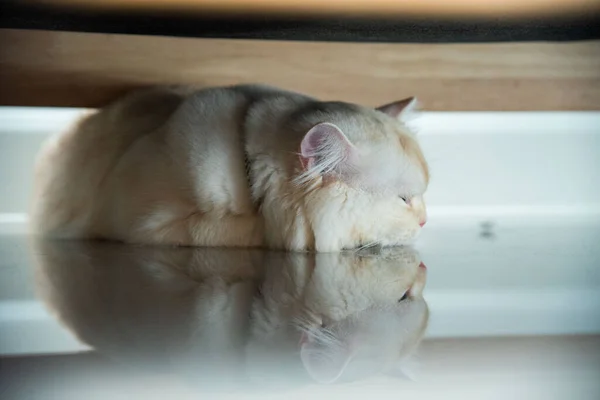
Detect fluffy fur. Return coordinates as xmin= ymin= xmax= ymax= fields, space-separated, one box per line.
xmin=32 ymin=85 xmax=429 ymax=251
xmin=32 ymin=239 xmax=428 ymax=388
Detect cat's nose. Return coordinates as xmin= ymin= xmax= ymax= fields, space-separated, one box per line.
xmin=419 ymin=220 xmax=426 ymax=227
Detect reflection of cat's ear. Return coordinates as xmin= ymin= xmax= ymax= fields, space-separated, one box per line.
xmin=300 ymin=342 xmax=352 ymax=384
xmin=299 ymin=122 xmax=356 ymax=173
xmin=387 ymin=354 xmax=420 ymax=382
xmin=377 ymin=97 xmax=418 ymax=122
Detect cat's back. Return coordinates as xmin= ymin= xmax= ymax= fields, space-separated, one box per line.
xmin=30 ymin=84 xmax=299 ymax=239
xmin=31 ymin=84 xmax=318 ymax=242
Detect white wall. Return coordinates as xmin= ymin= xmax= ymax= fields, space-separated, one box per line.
xmin=1 ymin=108 xmax=599 ymax=215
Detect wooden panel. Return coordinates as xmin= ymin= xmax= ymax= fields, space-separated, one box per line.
xmin=0 ymin=29 xmax=599 ymax=110
xmin=28 ymin=0 xmax=600 ymax=18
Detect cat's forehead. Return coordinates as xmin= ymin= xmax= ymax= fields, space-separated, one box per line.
xmin=302 ymin=102 xmax=428 ymax=192
xmin=354 ymin=136 xmax=429 ymax=195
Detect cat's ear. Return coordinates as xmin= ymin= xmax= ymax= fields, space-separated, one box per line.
xmin=299 ymin=122 xmax=356 ymax=173
xmin=377 ymin=97 xmax=418 ymax=122
xmin=300 ymin=341 xmax=352 ymax=384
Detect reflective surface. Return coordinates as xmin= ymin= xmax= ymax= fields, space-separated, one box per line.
xmin=1 ymin=232 xmax=599 ymax=399
xmin=31 ymin=240 xmax=428 ymax=386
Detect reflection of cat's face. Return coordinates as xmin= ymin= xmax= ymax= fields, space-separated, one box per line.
xmin=248 ymin=247 xmax=429 ymax=384
xmin=295 ymin=247 xmax=429 ymax=383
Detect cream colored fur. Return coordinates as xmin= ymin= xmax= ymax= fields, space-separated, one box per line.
xmin=32 ymin=85 xmax=429 ymax=251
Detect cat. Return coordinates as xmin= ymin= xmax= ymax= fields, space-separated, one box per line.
xmin=32 ymin=240 xmax=428 ymax=390
xmin=31 ymin=85 xmax=429 ymax=251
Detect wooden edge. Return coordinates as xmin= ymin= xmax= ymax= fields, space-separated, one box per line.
xmin=0 ymin=29 xmax=599 ymax=110
xmin=28 ymin=0 xmax=600 ymax=19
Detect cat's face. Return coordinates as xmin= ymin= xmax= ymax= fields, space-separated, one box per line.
xmin=297 ymin=98 xmax=429 ymax=250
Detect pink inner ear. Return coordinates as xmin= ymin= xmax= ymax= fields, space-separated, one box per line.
xmin=298 ymin=153 xmax=311 ymax=170
xmin=300 ymin=123 xmax=341 ymax=157
xmin=299 ymin=125 xmax=326 ymax=170
xmin=299 ymin=122 xmax=354 ymax=172
xmin=376 ymin=97 xmax=416 ymax=119
xmin=300 ymin=128 xmax=324 ymax=157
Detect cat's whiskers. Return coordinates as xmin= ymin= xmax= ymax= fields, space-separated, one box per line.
xmin=292 ymin=315 xmax=342 ymax=348
xmin=353 ymin=241 xmax=381 ymax=253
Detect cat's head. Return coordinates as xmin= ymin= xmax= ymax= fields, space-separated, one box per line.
xmin=294 ymin=98 xmax=429 ymax=251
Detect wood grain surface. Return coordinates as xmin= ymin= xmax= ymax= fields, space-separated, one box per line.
xmin=1 ymin=29 xmax=599 ymax=110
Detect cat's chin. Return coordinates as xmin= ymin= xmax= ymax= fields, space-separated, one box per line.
xmin=396 ymin=237 xmax=419 ymax=246
xmin=381 ymin=236 xmax=421 ymax=249
xmin=399 ymin=228 xmax=424 ymax=244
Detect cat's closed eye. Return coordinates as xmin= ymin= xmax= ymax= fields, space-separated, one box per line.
xmin=399 ymin=196 xmax=408 ymax=203
xmin=398 ymin=292 xmax=409 ymax=302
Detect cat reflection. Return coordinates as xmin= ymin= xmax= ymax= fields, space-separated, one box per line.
xmin=32 ymin=241 xmax=428 ymax=389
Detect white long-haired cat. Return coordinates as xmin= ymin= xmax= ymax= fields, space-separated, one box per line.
xmin=32 ymin=85 xmax=429 ymax=251
xmin=32 ymin=240 xmax=428 ymax=390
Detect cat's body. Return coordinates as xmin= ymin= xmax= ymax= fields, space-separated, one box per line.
xmin=32 ymin=85 xmax=429 ymax=251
